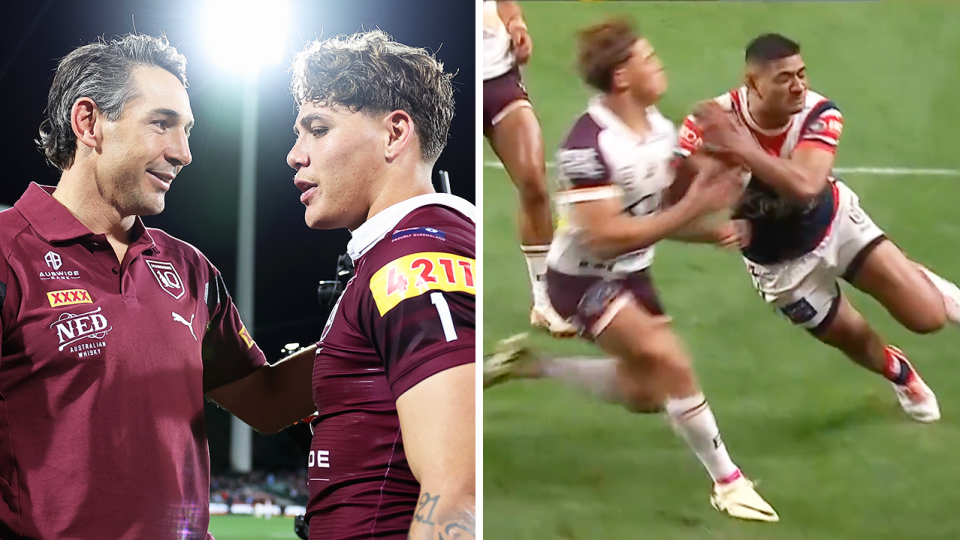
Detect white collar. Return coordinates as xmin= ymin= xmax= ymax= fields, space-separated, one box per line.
xmin=346 ymin=193 xmax=476 ymax=261
xmin=586 ymin=95 xmax=662 ymax=143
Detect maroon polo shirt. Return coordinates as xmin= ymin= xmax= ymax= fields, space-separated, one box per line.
xmin=0 ymin=183 xmax=266 ymax=539
xmin=306 ymin=195 xmax=476 ymax=539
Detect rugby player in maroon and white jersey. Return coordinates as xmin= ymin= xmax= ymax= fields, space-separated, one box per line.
xmin=286 ymin=30 xmax=475 ymax=540
xmin=678 ymin=34 xmax=960 ymax=423
xmin=484 ymin=0 xmax=576 ymax=337
xmin=485 ymin=18 xmax=777 ymax=522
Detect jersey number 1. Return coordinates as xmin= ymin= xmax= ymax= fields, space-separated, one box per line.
xmin=430 ymin=292 xmax=458 ymax=342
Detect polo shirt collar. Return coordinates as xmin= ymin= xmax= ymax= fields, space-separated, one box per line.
xmin=15 ymin=182 xmax=158 ymax=251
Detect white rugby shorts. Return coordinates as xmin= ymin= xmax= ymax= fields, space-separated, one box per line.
xmin=744 ymin=180 xmax=885 ymax=330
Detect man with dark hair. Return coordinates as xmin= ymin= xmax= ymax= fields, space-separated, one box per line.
xmin=486 ymin=18 xmax=777 ymax=522
xmin=287 ymin=30 xmax=476 ymax=539
xmin=678 ymin=32 xmax=960 ymax=423
xmin=0 ymin=33 xmax=316 ymax=539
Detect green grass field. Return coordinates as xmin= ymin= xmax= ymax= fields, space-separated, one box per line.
xmin=483 ymin=2 xmax=960 ymax=539
xmin=209 ymin=515 xmax=298 ymax=539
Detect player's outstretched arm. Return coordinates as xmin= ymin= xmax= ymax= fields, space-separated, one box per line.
xmin=724 ymin=137 xmax=833 ymax=203
xmin=694 ymin=102 xmax=837 ymax=202
xmin=573 ymin=166 xmax=743 ymax=259
xmin=206 ymin=345 xmax=318 ymax=434
xmin=669 ymin=219 xmax=750 ymax=250
xmin=398 ymin=363 xmax=476 ymax=540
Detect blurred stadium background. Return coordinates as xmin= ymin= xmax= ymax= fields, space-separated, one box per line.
xmin=484 ymin=2 xmax=960 ymax=539
xmin=1 ymin=0 xmax=473 ymax=537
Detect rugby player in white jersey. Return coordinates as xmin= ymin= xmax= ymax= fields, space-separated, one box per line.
xmin=679 ymin=34 xmax=960 ymax=423
xmin=483 ymin=0 xmax=576 ymax=336
xmin=485 ymin=18 xmax=778 ymax=522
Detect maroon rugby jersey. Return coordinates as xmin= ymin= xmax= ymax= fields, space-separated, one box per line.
xmin=307 ymin=194 xmax=476 ymax=539
xmin=0 ymin=184 xmax=266 ymax=539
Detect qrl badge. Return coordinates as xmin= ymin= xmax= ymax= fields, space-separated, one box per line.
xmin=145 ymin=259 xmax=185 ymax=300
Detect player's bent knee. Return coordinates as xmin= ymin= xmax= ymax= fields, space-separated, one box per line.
xmin=903 ymin=307 xmax=946 ymax=335
xmin=616 ymin=370 xmax=668 ymax=414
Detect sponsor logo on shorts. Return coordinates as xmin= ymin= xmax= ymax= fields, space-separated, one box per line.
xmin=50 ymin=306 xmax=112 ymax=357
xmin=578 ymin=280 xmax=621 ymax=319
xmin=47 ymin=289 xmax=93 ymax=307
xmin=369 ymin=252 xmax=476 ymax=315
xmin=145 ymin=259 xmax=185 ymax=300
xmin=392 ymin=227 xmax=446 ymax=242
xmin=780 ymin=298 xmax=817 ymax=325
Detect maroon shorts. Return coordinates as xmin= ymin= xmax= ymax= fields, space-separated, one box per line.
xmin=483 ymin=67 xmax=530 ymax=132
xmin=546 ymin=268 xmax=665 ymax=338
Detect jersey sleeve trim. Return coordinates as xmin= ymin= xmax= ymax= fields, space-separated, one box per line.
xmin=795 ymin=139 xmax=837 ymax=154
xmin=555 ymin=185 xmax=622 ymax=205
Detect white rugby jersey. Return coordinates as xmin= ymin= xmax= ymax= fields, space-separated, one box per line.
xmin=677 ymin=86 xmax=842 ymax=162
xmin=677 ymin=86 xmax=844 ymax=264
xmin=547 ymin=97 xmax=677 ymax=277
xmin=482 ymin=0 xmax=515 ymax=81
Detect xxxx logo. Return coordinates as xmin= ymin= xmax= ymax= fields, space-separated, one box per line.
xmin=47 ymin=289 xmax=93 ymax=307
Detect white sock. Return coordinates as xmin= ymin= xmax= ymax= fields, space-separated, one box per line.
xmin=665 ymin=393 xmax=740 ymax=484
xmin=541 ymin=358 xmax=621 ymax=404
xmin=521 ymin=245 xmax=550 ymax=307
xmin=918 ymin=265 xmax=960 ymax=323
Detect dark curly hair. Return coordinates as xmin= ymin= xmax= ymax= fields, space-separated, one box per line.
xmin=37 ymin=33 xmax=187 ymax=171
xmin=290 ymin=29 xmax=455 ymax=162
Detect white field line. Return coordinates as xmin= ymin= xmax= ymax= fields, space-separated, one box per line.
xmin=482 ymin=161 xmax=960 ymax=176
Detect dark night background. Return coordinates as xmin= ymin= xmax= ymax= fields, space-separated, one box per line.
xmin=0 ymin=0 xmax=476 ymax=473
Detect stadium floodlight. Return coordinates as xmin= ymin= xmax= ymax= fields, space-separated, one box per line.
xmin=204 ymin=0 xmax=289 ymax=71
xmin=204 ymin=0 xmax=290 ymax=475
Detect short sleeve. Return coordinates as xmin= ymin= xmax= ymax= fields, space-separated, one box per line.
xmin=556 ymin=114 xmax=620 ymax=204
xmin=798 ymin=102 xmax=843 ymax=154
xmin=363 ymin=218 xmax=476 ymax=398
xmin=675 ymin=115 xmax=704 ymax=160
xmin=201 ymin=270 xmax=267 ymax=392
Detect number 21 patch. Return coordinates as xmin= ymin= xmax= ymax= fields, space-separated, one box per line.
xmin=369 ymin=252 xmax=476 ymax=315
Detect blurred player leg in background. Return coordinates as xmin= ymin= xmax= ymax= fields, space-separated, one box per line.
xmin=487 ymin=106 xmax=571 ymax=334
xmin=483 ymin=0 xmax=575 ymax=337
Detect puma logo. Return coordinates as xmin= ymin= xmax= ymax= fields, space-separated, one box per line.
xmin=172 ymin=311 xmax=197 ymax=341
